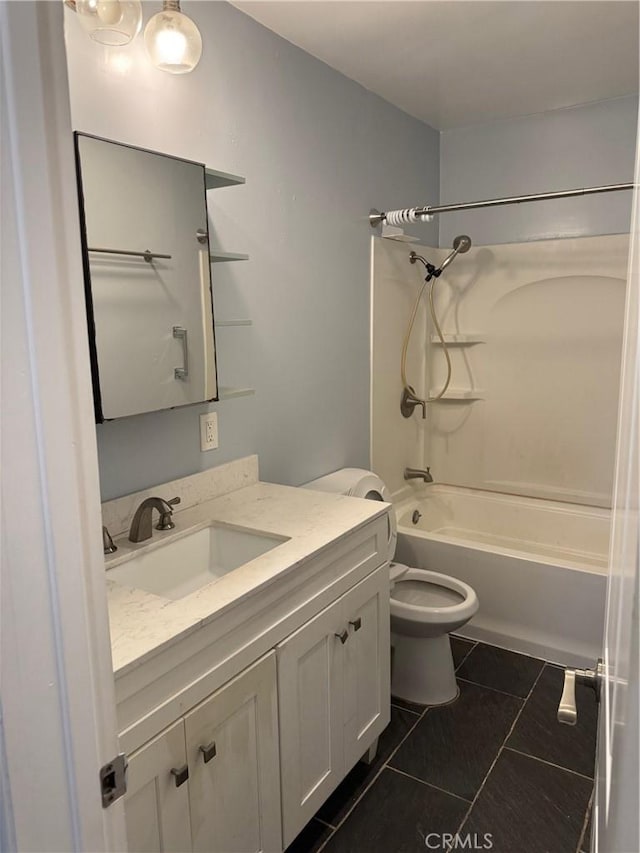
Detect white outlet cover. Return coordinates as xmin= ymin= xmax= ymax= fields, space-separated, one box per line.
xmin=200 ymin=412 xmax=219 ymax=451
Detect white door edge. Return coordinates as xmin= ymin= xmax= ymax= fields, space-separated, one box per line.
xmin=1 ymin=3 xmax=125 ymax=850
xmin=595 ymin=101 xmax=640 ymax=852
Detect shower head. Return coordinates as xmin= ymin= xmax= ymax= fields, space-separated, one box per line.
xmin=439 ymin=235 xmax=472 ymax=273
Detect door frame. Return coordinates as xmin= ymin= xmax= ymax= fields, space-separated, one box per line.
xmin=595 ymin=106 xmax=640 ymax=852
xmin=1 ymin=2 xmax=125 ymax=850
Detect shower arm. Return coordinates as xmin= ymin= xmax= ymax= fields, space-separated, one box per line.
xmin=369 ymin=182 xmax=635 ymax=227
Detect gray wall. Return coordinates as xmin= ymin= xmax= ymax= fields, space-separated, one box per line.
xmin=439 ymin=95 xmax=638 ymax=247
xmin=64 ymin=2 xmax=439 ymax=500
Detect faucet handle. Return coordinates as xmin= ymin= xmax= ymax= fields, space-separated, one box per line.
xmin=401 ymin=386 xmax=427 ymax=420
xmin=156 ymin=496 xmax=181 ymax=531
xmin=102 ymin=526 xmax=117 ymax=555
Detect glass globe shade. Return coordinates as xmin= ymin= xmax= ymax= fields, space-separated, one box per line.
xmin=144 ymin=4 xmax=202 ymax=75
xmin=75 ymin=0 xmax=142 ymax=46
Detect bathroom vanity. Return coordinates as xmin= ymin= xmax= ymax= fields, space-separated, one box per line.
xmin=104 ymin=458 xmax=391 ymax=852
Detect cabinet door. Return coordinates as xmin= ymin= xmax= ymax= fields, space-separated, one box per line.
xmin=124 ymin=720 xmax=192 ymax=853
xmin=184 ymin=652 xmax=281 ymax=853
xmin=343 ymin=568 xmax=391 ymax=769
xmin=277 ymin=595 xmax=346 ymax=847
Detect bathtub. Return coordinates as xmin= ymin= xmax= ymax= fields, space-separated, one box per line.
xmin=394 ymin=485 xmax=609 ymax=667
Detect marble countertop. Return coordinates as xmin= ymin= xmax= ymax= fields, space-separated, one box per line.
xmin=106 ymin=482 xmax=387 ymax=678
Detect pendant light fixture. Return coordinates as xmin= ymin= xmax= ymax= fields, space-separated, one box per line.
xmin=74 ymin=0 xmax=142 ymax=46
xmin=144 ymin=0 xmax=202 ymax=75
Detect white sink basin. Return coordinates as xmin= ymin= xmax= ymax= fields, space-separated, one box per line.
xmin=107 ymin=524 xmax=287 ymax=600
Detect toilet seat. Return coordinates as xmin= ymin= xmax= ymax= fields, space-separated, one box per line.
xmin=390 ymin=567 xmax=478 ymax=630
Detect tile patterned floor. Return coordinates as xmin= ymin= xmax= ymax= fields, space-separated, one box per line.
xmin=285 ymin=637 xmax=597 ymax=853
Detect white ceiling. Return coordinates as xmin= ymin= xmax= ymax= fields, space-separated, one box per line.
xmin=233 ymin=1 xmax=639 ymax=129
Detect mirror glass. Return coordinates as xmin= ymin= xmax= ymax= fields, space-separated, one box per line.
xmin=74 ymin=133 xmax=218 ymax=421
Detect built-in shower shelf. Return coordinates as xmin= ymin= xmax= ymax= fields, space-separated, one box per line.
xmin=215 ymin=319 xmax=253 ymax=327
xmin=431 ymin=334 xmax=484 ymax=345
xmin=205 ymin=167 xmax=245 ymax=190
xmin=218 ymin=386 xmax=255 ymax=400
xmin=430 ymin=388 xmax=484 ymax=401
xmin=210 ymin=251 xmax=249 ymax=263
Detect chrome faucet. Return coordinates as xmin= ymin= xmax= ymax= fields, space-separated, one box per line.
xmin=129 ymin=496 xmax=181 ymax=543
xmin=404 ymin=467 xmax=434 ymax=484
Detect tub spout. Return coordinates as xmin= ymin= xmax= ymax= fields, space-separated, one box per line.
xmin=404 ymin=467 xmax=433 ymax=484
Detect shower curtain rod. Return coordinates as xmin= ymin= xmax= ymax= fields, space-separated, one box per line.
xmin=369 ymin=182 xmax=635 ymax=227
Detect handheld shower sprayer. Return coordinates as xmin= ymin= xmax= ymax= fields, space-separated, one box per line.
xmin=440 ymin=234 xmax=472 ymax=271
xmin=401 ymin=235 xmax=472 ymax=418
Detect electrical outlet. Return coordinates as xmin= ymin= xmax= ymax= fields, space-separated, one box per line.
xmin=200 ymin=412 xmax=219 ymax=451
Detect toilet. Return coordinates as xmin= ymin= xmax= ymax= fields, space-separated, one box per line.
xmin=303 ymin=468 xmax=479 ymax=706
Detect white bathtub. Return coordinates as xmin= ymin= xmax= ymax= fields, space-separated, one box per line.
xmin=394 ymin=485 xmax=609 ymax=667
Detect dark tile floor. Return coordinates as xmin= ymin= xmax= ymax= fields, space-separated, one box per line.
xmin=286 ymin=637 xmax=597 ymax=853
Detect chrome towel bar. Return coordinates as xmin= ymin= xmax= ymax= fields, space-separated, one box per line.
xmin=88 ymin=246 xmax=172 ymax=263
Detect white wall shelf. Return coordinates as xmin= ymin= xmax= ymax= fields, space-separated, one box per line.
xmin=205 ymin=167 xmax=245 ymax=190
xmin=205 ymin=165 xmax=251 ymax=402
xmin=218 ymin=386 xmax=255 ymax=400
xmin=430 ymin=334 xmax=484 ymax=345
xmin=430 ymin=388 xmax=484 ymax=401
xmin=210 ymin=251 xmax=250 ymax=263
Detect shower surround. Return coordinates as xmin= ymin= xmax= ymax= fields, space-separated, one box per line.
xmin=371 ymin=233 xmax=629 ymax=663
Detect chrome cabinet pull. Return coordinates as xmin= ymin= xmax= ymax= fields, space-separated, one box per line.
xmin=349 ymin=617 xmax=362 ymax=632
xmin=199 ymin=742 xmax=217 ymax=763
xmin=173 ymin=326 xmax=189 ymax=380
xmin=170 ymin=764 xmax=189 ymax=787
xmin=335 ymin=629 xmax=349 ymax=644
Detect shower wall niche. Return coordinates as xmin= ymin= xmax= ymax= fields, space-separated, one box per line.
xmin=371 ymin=233 xmax=629 ymax=507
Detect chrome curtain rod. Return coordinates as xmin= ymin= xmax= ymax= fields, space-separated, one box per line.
xmin=369 ymin=182 xmax=635 ymax=227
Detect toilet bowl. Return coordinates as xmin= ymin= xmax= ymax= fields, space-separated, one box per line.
xmin=390 ymin=564 xmax=478 ymax=705
xmin=303 ymin=468 xmax=479 ymax=706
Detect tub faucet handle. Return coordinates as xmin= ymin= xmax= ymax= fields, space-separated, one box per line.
xmin=401 ymin=386 xmax=426 ymax=419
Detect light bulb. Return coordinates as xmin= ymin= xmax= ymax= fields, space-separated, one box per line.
xmin=75 ymin=0 xmax=142 ymax=46
xmin=144 ymin=1 xmax=202 ymax=75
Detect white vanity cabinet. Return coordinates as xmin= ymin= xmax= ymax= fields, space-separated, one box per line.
xmin=123 ymin=653 xmax=281 ymax=853
xmin=277 ymin=566 xmax=390 ymax=847
xmin=113 ymin=507 xmax=390 ymax=853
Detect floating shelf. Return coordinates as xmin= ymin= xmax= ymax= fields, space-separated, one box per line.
xmin=210 ymin=251 xmax=249 ymax=263
xmin=218 ymin=386 xmax=255 ymax=400
xmin=215 ymin=319 xmax=253 ymax=327
xmin=205 ymin=168 xmax=245 ymax=190
xmin=431 ymin=334 xmax=484 ymax=345
xmin=430 ymin=388 xmax=484 ymax=401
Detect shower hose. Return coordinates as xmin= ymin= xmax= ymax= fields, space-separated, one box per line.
xmin=400 ymin=269 xmax=452 ymax=404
